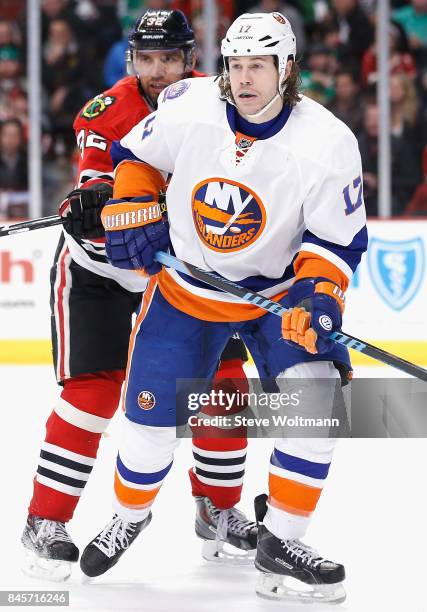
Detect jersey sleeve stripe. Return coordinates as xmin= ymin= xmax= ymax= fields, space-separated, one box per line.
xmin=295 ymin=248 xmax=352 ymax=287
xmin=301 ymin=226 xmax=368 ymax=275
xmin=294 ymin=247 xmax=351 ymax=291
xmin=113 ymin=160 xmax=165 ymax=199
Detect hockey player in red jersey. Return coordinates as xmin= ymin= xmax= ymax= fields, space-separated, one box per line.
xmin=21 ymin=10 xmax=256 ymax=581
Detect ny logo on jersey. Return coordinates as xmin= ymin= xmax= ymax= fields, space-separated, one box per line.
xmin=343 ymin=175 xmax=363 ymax=215
xmin=192 ymin=178 xmax=266 ymax=252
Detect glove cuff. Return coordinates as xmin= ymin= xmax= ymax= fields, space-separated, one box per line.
xmin=288 ymin=278 xmax=345 ymax=313
xmin=101 ymin=196 xmax=161 ymax=231
xmin=315 ymin=281 xmax=345 ymax=313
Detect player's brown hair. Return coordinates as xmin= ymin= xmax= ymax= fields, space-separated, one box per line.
xmin=217 ymin=60 xmax=302 ymax=108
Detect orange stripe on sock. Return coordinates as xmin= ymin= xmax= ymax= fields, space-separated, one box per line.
xmin=268 ymin=473 xmax=322 ymax=517
xmin=114 ymin=472 xmax=160 ymax=506
xmin=157 ymin=269 xmax=287 ymax=322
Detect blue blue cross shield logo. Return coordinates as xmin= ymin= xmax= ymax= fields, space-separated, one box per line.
xmin=368 ymin=237 xmax=425 ymax=311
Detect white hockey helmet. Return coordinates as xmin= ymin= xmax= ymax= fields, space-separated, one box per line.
xmin=221 ymin=12 xmax=296 ymax=88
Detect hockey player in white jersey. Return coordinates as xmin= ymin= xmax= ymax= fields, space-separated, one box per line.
xmin=79 ymin=12 xmax=367 ymax=604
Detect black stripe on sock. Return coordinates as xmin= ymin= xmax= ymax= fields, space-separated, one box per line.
xmin=193 ymin=452 xmax=245 ymax=466
xmin=40 ymin=450 xmax=93 ymax=474
xmin=37 ymin=466 xmax=87 ymax=489
xmin=195 ymin=467 xmax=245 ymax=481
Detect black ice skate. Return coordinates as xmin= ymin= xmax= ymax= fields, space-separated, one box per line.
xmin=254 ymin=494 xmax=346 ymax=604
xmin=194 ymin=496 xmax=257 ymax=565
xmin=21 ymin=514 xmax=79 ymax=582
xmin=80 ymin=512 xmax=152 ymax=578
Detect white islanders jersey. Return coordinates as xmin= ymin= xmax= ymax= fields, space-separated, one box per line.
xmin=117 ymin=76 xmax=367 ymax=321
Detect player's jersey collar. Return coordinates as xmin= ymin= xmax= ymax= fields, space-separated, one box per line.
xmin=226 ymin=101 xmax=292 ymax=140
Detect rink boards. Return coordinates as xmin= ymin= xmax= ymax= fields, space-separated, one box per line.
xmin=0 ymin=220 xmax=426 ymax=366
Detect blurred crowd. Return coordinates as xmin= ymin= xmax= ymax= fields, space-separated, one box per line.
xmin=0 ymin=0 xmax=426 ymax=219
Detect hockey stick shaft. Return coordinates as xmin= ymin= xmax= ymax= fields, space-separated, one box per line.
xmin=0 ymin=215 xmax=63 ymax=237
xmin=155 ymin=251 xmax=427 ymax=381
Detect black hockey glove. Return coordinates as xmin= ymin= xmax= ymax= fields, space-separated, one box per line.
xmin=59 ymin=182 xmax=113 ymax=239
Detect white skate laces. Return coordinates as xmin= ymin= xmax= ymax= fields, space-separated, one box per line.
xmin=207 ymin=498 xmax=257 ymax=541
xmin=93 ymin=515 xmax=137 ymax=558
xmin=282 ymin=539 xmax=324 ymax=568
xmin=216 ymin=510 xmax=229 ymax=542
xmin=34 ymin=518 xmax=71 ymax=545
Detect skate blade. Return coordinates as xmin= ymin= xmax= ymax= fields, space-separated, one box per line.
xmin=81 ymin=573 xmax=95 ymax=585
xmin=202 ymin=539 xmax=255 ymax=566
xmin=256 ymin=571 xmax=346 ymax=604
xmin=21 ymin=549 xmax=73 ymax=582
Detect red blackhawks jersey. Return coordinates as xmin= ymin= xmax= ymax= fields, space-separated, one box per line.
xmin=66 ymin=72 xmax=202 ymax=292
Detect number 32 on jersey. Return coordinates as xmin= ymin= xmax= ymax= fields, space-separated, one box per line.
xmin=76 ymin=129 xmax=108 ymax=158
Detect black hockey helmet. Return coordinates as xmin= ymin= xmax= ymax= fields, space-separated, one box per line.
xmin=127 ymin=10 xmax=195 ymax=72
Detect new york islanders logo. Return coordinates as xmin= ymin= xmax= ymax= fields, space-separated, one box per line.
xmin=137 ymin=391 xmax=156 ymax=410
xmin=192 ymin=178 xmax=266 ymax=252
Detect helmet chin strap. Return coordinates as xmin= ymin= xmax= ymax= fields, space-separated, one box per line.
xmin=243 ymin=91 xmax=281 ymax=120
xmin=228 ymin=69 xmax=288 ymax=121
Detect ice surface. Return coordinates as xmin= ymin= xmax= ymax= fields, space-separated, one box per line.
xmin=1 ymin=365 xmax=425 ymax=612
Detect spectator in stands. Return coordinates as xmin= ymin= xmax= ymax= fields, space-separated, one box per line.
xmin=331 ymin=0 xmax=374 ymax=67
xmin=0 ymin=118 xmax=27 ymax=191
xmin=327 ymin=69 xmax=363 ymax=134
xmin=41 ymin=0 xmax=84 ymax=44
xmin=393 ymin=0 xmax=427 ymax=54
xmin=358 ymin=93 xmax=421 ymax=216
xmin=361 ymin=21 xmax=417 ymax=88
xmin=42 ymin=18 xmax=83 ymax=93
xmin=72 ymin=0 xmax=122 ymax=64
xmin=389 ymin=72 xmax=422 ymax=211
xmin=104 ymin=37 xmax=127 ymax=88
xmin=357 ymin=100 xmax=379 ymax=215
xmin=42 ymin=18 xmax=91 ymax=155
xmin=0 ymin=45 xmax=26 ymax=122
xmin=300 ymin=42 xmax=337 ymax=105
xmin=416 ymin=66 xmax=427 ymax=148
xmin=405 ymin=146 xmax=427 ymax=215
xmin=0 ymin=18 xmax=21 ymax=48
xmin=322 ymin=22 xmax=341 ymax=53
xmin=390 ymin=71 xmax=419 ymax=128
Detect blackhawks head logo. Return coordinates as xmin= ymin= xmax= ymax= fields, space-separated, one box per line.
xmin=81 ymin=95 xmax=116 ymax=120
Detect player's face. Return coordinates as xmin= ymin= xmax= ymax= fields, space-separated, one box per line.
xmin=134 ymin=49 xmax=186 ymax=103
xmin=228 ymin=55 xmax=281 ymax=120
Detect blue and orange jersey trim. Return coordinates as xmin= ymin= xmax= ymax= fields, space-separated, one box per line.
xmin=157 ymin=268 xmax=288 ymax=322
